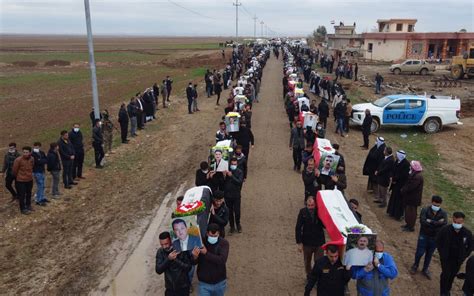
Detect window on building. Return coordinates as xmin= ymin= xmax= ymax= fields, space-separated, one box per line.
xmin=470 ymin=48 xmax=474 ymax=59
xmin=412 ymin=43 xmax=423 ymax=55
xmin=408 ymin=25 xmax=414 ymax=32
xmin=396 ymin=23 xmax=403 ymax=31
xmin=368 ymin=43 xmax=373 ymax=52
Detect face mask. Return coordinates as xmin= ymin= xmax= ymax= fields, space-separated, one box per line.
xmin=202 ymin=170 xmax=209 ymax=174
xmin=375 ymin=252 xmax=384 ymax=260
xmin=33 ymin=148 xmax=40 ymax=153
xmin=317 ymin=126 xmax=322 ymax=130
xmin=207 ymin=236 xmax=218 ymax=245
xmin=453 ymin=223 xmax=463 ymax=230
xmin=431 ymin=205 xmax=440 ymax=212
xmin=73 ymin=128 xmax=80 ymax=132
xmin=230 ymin=165 xmax=237 ymax=170
xmin=8 ymin=149 xmax=15 ymax=153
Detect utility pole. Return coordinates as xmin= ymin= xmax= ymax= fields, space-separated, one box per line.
xmin=265 ymin=25 xmax=268 ymax=37
xmin=260 ymin=21 xmax=264 ymax=37
xmin=253 ymin=15 xmax=257 ymax=38
xmin=83 ymin=0 xmax=100 ymax=120
xmin=233 ymin=0 xmax=241 ymax=38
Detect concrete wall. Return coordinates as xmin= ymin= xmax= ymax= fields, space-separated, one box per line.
xmin=363 ymin=39 xmax=407 ymax=61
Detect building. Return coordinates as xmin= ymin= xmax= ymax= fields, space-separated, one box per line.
xmin=327 ymin=22 xmax=363 ymax=55
xmin=362 ymin=19 xmax=474 ymax=61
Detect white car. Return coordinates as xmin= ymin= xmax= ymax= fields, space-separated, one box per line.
xmin=351 ymin=94 xmax=461 ymax=133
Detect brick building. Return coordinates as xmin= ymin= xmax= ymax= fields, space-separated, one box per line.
xmin=361 ymin=19 xmax=474 ymax=62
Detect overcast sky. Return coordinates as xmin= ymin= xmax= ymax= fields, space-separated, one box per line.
xmin=1 ymin=0 xmax=473 ymax=36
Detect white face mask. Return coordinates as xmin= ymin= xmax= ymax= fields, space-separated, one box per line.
xmin=375 ymin=252 xmax=384 ymax=260
xmin=207 ymin=236 xmax=218 ymax=245
xmin=230 ymin=165 xmax=237 ymax=170
xmin=202 ymin=170 xmax=209 ymax=174
xmin=431 ymin=205 xmax=440 ymax=212
xmin=453 ymin=223 xmax=463 ymax=230
xmin=73 ymin=128 xmax=80 ymax=132
xmin=33 ymin=148 xmax=40 ymax=153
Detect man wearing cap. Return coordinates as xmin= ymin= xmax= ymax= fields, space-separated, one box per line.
xmin=374 ymin=146 xmax=394 ymax=208
xmin=400 ymin=160 xmax=424 ymax=232
xmin=197 ymin=223 xmax=229 ymax=296
xmin=387 ymin=150 xmax=410 ymax=220
xmin=363 ymin=137 xmax=386 ymax=192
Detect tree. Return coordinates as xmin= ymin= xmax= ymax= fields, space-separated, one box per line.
xmin=312 ymin=26 xmax=327 ymax=42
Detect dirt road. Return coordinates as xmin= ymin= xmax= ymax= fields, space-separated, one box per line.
xmin=99 ymin=56 xmax=465 ymax=296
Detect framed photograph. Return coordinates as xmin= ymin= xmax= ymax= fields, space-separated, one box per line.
xmin=297 ymin=97 xmax=309 ymax=112
xmin=225 ymin=113 xmax=240 ymax=133
xmin=303 ymin=112 xmax=318 ymax=130
xmin=318 ymin=152 xmax=340 ymax=176
xmin=170 ymin=215 xmax=203 ymax=252
xmin=209 ymin=147 xmax=231 ymax=172
xmin=343 ymin=234 xmax=377 ymax=266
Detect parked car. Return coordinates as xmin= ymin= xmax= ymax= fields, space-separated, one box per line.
xmin=351 ymin=94 xmax=461 ymax=133
xmin=389 ymin=59 xmax=436 ymax=75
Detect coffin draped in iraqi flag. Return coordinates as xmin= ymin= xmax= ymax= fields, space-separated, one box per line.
xmin=316 ymin=189 xmax=373 ymax=247
xmin=174 ymin=186 xmax=212 ymax=237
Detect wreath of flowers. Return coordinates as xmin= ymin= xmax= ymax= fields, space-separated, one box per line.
xmin=345 ymin=225 xmax=367 ymax=234
xmin=173 ymin=200 xmax=206 ymax=217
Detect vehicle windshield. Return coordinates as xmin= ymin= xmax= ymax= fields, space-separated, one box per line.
xmin=372 ymin=97 xmax=392 ymax=107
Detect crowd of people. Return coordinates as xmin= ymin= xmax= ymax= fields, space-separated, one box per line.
xmin=283 ymin=44 xmax=473 ymax=296
xmin=1 ymin=77 xmax=177 ymax=215
xmin=155 ymin=43 xmax=269 ymax=296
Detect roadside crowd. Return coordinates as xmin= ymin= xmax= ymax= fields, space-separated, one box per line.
xmin=1 ymin=75 xmax=178 ymax=215
xmin=285 ymin=44 xmax=473 ymax=296
xmin=155 ymin=43 xmax=268 ymax=296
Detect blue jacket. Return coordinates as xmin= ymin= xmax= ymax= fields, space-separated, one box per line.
xmin=352 ymin=252 xmax=398 ymax=296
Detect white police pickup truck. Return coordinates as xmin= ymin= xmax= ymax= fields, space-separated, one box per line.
xmin=351 ymin=94 xmax=461 ymax=133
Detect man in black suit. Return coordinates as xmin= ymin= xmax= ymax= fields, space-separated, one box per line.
xmin=186 ymin=82 xmax=194 ymax=114
xmin=317 ymin=99 xmax=329 ymax=129
xmin=224 ymin=158 xmax=244 ymax=233
xmin=361 ymin=109 xmax=372 ymax=149
xmin=68 ymin=123 xmax=85 ymax=180
xmin=374 ymin=146 xmax=395 ymax=207
xmin=57 ymin=130 xmax=76 ymax=189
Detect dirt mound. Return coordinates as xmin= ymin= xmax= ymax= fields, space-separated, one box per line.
xmin=12 ymin=61 xmax=38 ymax=67
xmin=44 ymin=60 xmax=71 ymax=66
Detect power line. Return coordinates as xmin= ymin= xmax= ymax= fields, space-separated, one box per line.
xmin=167 ymin=0 xmax=216 ymax=20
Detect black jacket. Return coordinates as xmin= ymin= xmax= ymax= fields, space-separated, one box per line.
xmin=224 ymin=168 xmax=244 ymax=199
xmin=92 ymin=126 xmax=103 ymax=144
xmin=376 ymin=155 xmax=395 ymax=187
xmin=461 ymin=256 xmax=474 ymax=295
xmin=436 ymin=224 xmax=473 ymax=265
xmin=235 ymin=153 xmax=248 ymax=179
xmin=32 ymin=150 xmax=47 ymax=173
xmin=302 ymin=169 xmax=318 ymax=197
xmin=57 ymin=138 xmax=75 ymax=161
xmin=197 ymin=237 xmax=229 ymax=284
xmin=47 ymin=149 xmax=61 ymax=171
xmin=334 ymin=102 xmax=346 ymax=120
xmin=304 ymin=256 xmax=351 ymax=296
xmin=209 ymin=204 xmax=229 ymax=236
xmin=362 ymin=114 xmax=372 ymax=134
xmin=186 ymin=85 xmax=194 ymax=100
xmin=68 ymin=130 xmax=84 ymax=154
xmin=2 ymin=151 xmax=20 ymax=176
xmin=419 ymin=206 xmax=447 ymax=238
xmin=118 ymin=108 xmax=129 ymax=125
xmin=295 ymin=207 xmax=325 ymax=247
xmin=318 ymin=100 xmax=329 ymax=118
xmin=127 ymin=102 xmax=138 ymax=118
xmin=195 ymin=169 xmax=210 ymax=187
xmin=235 ymin=126 xmax=254 ymax=148
xmin=155 ymin=248 xmax=193 ymax=291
